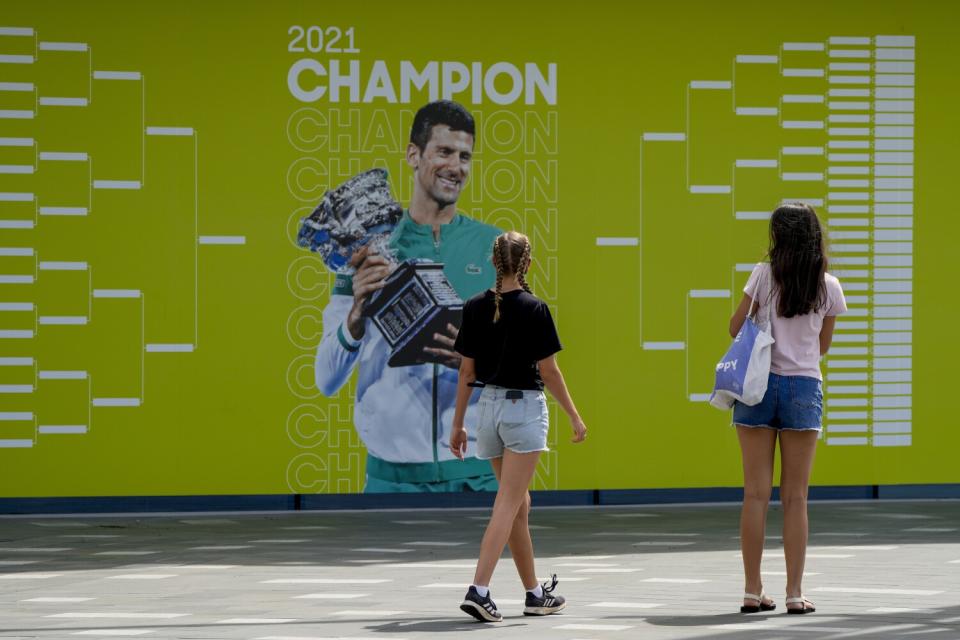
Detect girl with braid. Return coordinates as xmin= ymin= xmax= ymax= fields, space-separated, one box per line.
xmin=729 ymin=203 xmax=846 ymax=615
xmin=451 ymin=230 xmax=587 ymax=622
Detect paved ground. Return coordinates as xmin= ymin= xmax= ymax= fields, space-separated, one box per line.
xmin=1 ymin=500 xmax=958 ymax=639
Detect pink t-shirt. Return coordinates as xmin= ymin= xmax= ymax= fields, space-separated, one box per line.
xmin=744 ymin=262 xmax=847 ymax=380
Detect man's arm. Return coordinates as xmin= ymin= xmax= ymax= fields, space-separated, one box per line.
xmin=314 ymin=295 xmax=363 ymax=396
xmin=345 ymin=248 xmax=391 ymax=340
xmin=315 ymin=248 xmax=393 ymax=396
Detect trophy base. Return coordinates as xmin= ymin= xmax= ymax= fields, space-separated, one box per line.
xmin=363 ymin=261 xmax=464 ymax=368
xmin=385 ymin=307 xmax=463 ymax=368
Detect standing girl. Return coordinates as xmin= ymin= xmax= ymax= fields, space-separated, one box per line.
xmin=729 ymin=203 xmax=847 ymax=614
xmin=450 ymin=230 xmax=588 ymax=622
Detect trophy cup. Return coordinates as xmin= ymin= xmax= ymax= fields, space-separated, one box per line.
xmin=297 ymin=169 xmax=464 ymax=367
xmin=296 ymin=168 xmax=404 ymax=274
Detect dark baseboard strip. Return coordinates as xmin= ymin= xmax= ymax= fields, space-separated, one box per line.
xmin=0 ymin=495 xmax=295 ymax=515
xmin=1 ymin=484 xmax=957 ymax=515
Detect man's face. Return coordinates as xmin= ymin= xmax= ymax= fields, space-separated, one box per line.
xmin=407 ymin=125 xmax=473 ymax=209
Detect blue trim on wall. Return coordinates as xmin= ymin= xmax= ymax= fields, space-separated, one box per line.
xmin=599 ymin=487 xmax=744 ymax=504
xmin=0 ymin=495 xmax=295 ymax=515
xmin=0 ymin=484 xmax=956 ymax=515
xmin=300 ymin=491 xmax=495 ymax=511
xmin=878 ymin=483 xmax=960 ymax=499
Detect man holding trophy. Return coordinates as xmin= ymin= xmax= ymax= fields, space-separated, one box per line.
xmin=308 ymin=101 xmax=503 ymax=492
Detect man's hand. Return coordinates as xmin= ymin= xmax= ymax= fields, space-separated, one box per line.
xmin=423 ymin=322 xmax=461 ymax=369
xmin=449 ymin=424 xmax=468 ymax=460
xmin=345 ymin=246 xmax=392 ymax=340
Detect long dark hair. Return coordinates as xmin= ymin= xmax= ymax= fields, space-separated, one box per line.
xmin=767 ymin=202 xmax=828 ymax=318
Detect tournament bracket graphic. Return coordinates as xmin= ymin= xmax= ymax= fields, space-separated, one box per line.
xmin=0 ymin=27 xmax=243 ymax=449
xmin=596 ymin=36 xmax=915 ymax=449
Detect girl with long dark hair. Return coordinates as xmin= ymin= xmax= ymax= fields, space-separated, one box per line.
xmin=450 ymin=230 xmax=587 ymax=622
xmin=728 ymin=203 xmax=847 ymax=615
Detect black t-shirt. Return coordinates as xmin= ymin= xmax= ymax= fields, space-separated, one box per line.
xmin=454 ymin=289 xmax=562 ymax=390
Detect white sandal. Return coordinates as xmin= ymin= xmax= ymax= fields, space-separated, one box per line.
xmin=741 ymin=591 xmax=776 ymax=613
xmin=786 ymin=596 xmax=816 ymax=614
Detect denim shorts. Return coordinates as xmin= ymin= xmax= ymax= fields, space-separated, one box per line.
xmin=733 ymin=372 xmax=823 ymax=431
xmin=475 ymin=386 xmax=549 ymax=459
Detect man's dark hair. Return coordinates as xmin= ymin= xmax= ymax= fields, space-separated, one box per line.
xmin=409 ymin=100 xmax=475 ymax=151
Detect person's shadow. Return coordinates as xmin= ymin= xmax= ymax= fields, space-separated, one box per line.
xmin=370 ymin=618 xmax=527 ymax=633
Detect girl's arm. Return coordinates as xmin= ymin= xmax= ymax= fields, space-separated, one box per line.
xmin=539 ymin=355 xmax=587 ymax=443
xmin=449 ymin=356 xmax=476 ymax=460
xmin=729 ymin=294 xmax=754 ymax=338
xmin=819 ymin=316 xmax=838 ymax=355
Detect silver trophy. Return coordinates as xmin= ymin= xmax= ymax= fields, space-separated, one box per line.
xmin=297 ymin=169 xmax=463 ymax=367
xmin=296 ymin=168 xmax=403 ymax=273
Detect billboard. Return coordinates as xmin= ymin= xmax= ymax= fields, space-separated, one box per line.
xmin=1 ymin=1 xmax=956 ymax=497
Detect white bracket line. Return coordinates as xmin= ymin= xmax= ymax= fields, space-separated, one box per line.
xmin=38 ymin=97 xmax=88 ymax=107
xmin=92 ymin=71 xmax=141 ymax=80
xmin=0 ymin=412 xmax=34 ymax=420
xmin=0 ymin=55 xmax=34 ymax=64
xmin=596 ymin=237 xmax=638 ymax=246
xmin=0 ymin=330 xmax=34 ymax=338
xmin=92 ymin=180 xmax=140 ymax=190
xmin=92 ymin=398 xmax=140 ymax=407
xmin=0 ymin=440 xmax=33 ymax=448
xmin=38 ymin=371 xmax=88 ymax=380
xmin=736 ymin=55 xmax=778 ymax=64
xmin=145 ymin=344 xmax=194 ymax=353
xmin=39 ymin=425 xmax=87 ymax=434
xmin=0 ymin=248 xmax=33 ymax=256
xmin=642 ymin=342 xmax=686 ymax=350
xmin=690 ymin=185 xmax=732 ymax=194
xmin=735 ymin=160 xmax=777 ymax=168
xmin=642 ymin=132 xmax=685 ymax=142
xmin=38 ymin=316 xmax=87 ymax=325
xmin=38 ymin=42 xmax=87 ymax=52
xmin=0 ymin=28 xmax=34 ymax=36
xmin=146 ymin=127 xmax=193 ymax=136
xmin=199 ymin=236 xmax=246 ymax=245
xmin=783 ymin=42 xmax=826 ymax=51
xmin=39 ymin=152 xmax=88 ymax=161
xmin=38 ymin=261 xmax=88 ymax=271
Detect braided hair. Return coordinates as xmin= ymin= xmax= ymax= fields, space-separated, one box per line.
xmin=493 ymin=235 xmax=506 ymax=322
xmin=491 ymin=231 xmax=533 ymax=322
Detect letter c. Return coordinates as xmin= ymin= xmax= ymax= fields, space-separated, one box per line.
xmin=289 ymin=59 xmax=327 ymax=102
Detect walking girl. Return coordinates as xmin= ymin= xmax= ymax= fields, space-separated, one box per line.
xmin=729 ymin=203 xmax=847 ymax=614
xmin=450 ymin=230 xmax=588 ymax=622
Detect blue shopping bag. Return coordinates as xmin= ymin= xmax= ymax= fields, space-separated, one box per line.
xmin=710 ymin=282 xmax=775 ymax=410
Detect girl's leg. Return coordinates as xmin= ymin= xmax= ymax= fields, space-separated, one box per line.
xmin=737 ymin=425 xmax=778 ymax=606
xmin=489 ymin=457 xmax=537 ymax=589
xmin=778 ymin=429 xmax=819 ymax=607
xmin=472 ymin=449 xmax=541 ymax=588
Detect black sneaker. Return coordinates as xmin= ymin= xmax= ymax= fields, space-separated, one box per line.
xmin=524 ymin=574 xmax=566 ymax=616
xmin=460 ymin=586 xmax=503 ymax=622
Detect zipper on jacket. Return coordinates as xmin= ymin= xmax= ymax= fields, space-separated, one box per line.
xmin=432 ymin=228 xmax=441 ymax=466
xmin=432 ymin=364 xmax=439 ymax=465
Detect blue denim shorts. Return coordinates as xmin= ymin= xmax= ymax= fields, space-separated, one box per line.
xmin=733 ymin=372 xmax=823 ymax=431
xmin=475 ymin=386 xmax=549 ymax=459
